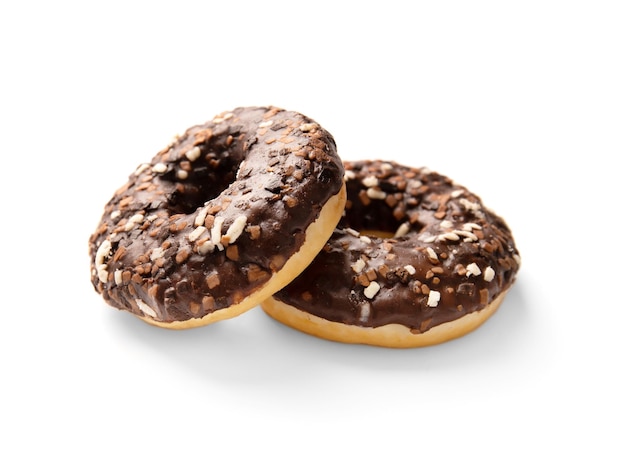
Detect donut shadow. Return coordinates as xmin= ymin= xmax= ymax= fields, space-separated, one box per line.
xmin=261 ymin=275 xmax=533 ymax=372
xmin=105 ymin=275 xmax=532 ymax=393
xmin=105 ymin=304 xmax=333 ymax=386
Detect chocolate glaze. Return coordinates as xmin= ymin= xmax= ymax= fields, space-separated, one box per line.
xmin=273 ymin=160 xmax=521 ymax=333
xmin=89 ymin=107 xmax=344 ymax=323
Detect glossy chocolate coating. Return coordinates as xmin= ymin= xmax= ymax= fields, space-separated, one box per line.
xmin=273 ymin=160 xmax=520 ymax=332
xmin=89 ymin=107 xmax=344 ymax=323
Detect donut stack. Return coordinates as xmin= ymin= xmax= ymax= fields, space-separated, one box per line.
xmin=89 ymin=107 xmax=520 ymax=347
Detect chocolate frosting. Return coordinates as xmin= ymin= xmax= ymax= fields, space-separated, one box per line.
xmin=89 ymin=106 xmax=344 ymax=323
xmin=273 ymin=160 xmax=521 ymax=333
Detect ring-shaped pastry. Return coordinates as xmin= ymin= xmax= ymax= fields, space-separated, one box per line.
xmin=262 ymin=160 xmax=520 ymax=347
xmin=89 ymin=106 xmax=346 ymax=329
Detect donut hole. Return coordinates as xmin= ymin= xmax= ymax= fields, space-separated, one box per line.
xmin=342 ymin=179 xmax=415 ymax=239
xmin=165 ymin=153 xmax=243 ymax=215
xmin=359 ymin=229 xmax=396 ymax=239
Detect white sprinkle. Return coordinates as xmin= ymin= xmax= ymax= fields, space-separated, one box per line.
xmin=451 ymin=189 xmax=464 ymax=198
xmin=426 ymin=247 xmax=438 ymax=261
xmin=185 ymin=146 xmax=201 ymax=162
xmin=362 ymin=176 xmax=379 ymax=187
xmin=466 ymin=262 xmax=482 ymax=277
xmin=462 ymin=222 xmax=482 ymax=231
xmin=351 ymin=258 xmax=366 ymax=273
xmin=194 ymin=208 xmax=208 ymax=227
xmin=152 ymin=163 xmax=167 ymax=174
xmin=188 ymin=226 xmax=207 ymax=242
xmin=381 ymin=163 xmax=393 ymax=171
xmin=114 ymin=269 xmax=123 ymax=285
xmin=134 ymin=163 xmax=150 ymax=176
xmin=513 ymin=254 xmax=522 ymax=265
xmin=224 ymin=215 xmax=247 ymax=244
xmin=460 ymin=198 xmax=482 ymax=213
xmin=123 ymin=221 xmax=137 ymax=232
xmin=366 ymin=188 xmax=386 ymax=200
xmin=95 ymin=240 xmax=111 ymax=264
xmin=344 ymin=170 xmax=356 ymax=181
xmin=408 ymin=179 xmax=423 ymax=190
xmin=404 ymin=265 xmax=416 ymax=275
xmin=110 ymin=210 xmax=121 ymax=220
xmin=427 ymin=290 xmax=441 ymax=307
xmin=394 ymin=222 xmax=410 ymax=238
xmin=198 ymin=240 xmax=215 ymax=255
xmin=211 ymin=216 xmax=225 ymax=250
xmin=363 ymin=281 xmax=381 ymax=299
xmin=359 ymin=302 xmax=371 ymax=322
xmin=454 ymin=230 xmax=478 ymax=241
xmin=176 ymin=169 xmax=188 ymax=180
xmin=258 ymin=120 xmax=273 ymax=128
xmin=440 ymin=220 xmax=454 ymax=229
xmin=300 ymin=122 xmax=318 ymax=132
xmin=360 ymin=235 xmax=372 ymax=244
xmin=484 ymin=266 xmax=495 ymax=282
xmin=135 ymin=298 xmax=157 ymax=318
xmin=95 ymin=239 xmax=112 ymax=283
xmin=346 ymin=228 xmax=361 ymax=238
xmin=438 ymin=232 xmax=460 ymax=242
xmin=421 ymin=235 xmax=437 ymax=243
xmin=123 ymin=213 xmax=144 ymax=232
xmin=150 ymin=247 xmax=165 ymax=261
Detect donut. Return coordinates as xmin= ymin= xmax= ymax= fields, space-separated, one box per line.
xmin=89 ymin=106 xmax=347 ymax=329
xmin=262 ymin=160 xmax=521 ymax=347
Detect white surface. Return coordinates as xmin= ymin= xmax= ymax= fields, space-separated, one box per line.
xmin=1 ymin=1 xmax=624 ymax=458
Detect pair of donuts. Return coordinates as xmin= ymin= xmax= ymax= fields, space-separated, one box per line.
xmin=89 ymin=106 xmax=520 ymax=347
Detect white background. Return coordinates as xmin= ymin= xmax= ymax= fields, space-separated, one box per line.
xmin=1 ymin=1 xmax=624 ymax=458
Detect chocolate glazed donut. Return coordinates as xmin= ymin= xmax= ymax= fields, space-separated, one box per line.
xmin=89 ymin=107 xmax=346 ymax=329
xmin=262 ymin=160 xmax=521 ymax=347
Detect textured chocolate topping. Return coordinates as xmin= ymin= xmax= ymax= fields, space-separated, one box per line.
xmin=273 ymin=160 xmax=521 ymax=332
xmin=89 ymin=106 xmax=344 ymax=323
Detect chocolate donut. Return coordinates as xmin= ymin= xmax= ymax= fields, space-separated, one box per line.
xmin=262 ymin=160 xmax=521 ymax=347
xmin=89 ymin=106 xmax=346 ymax=329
